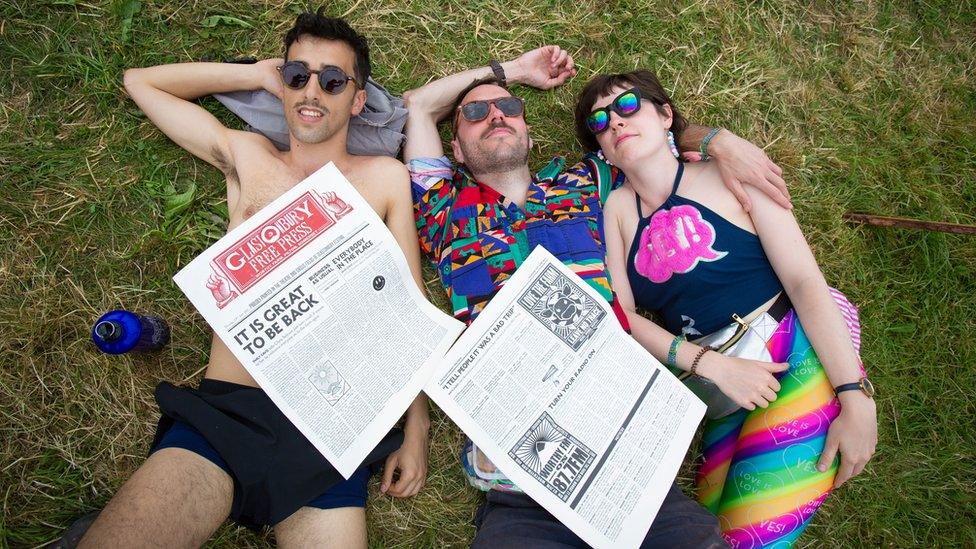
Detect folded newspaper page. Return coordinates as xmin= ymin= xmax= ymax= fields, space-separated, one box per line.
xmin=174 ymin=162 xmax=464 ymax=478
xmin=425 ymin=248 xmax=706 ymax=549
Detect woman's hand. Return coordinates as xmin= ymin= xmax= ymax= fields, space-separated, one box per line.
xmin=817 ymin=393 xmax=877 ymax=487
xmin=380 ymin=421 xmax=430 ymax=498
xmin=697 ymin=352 xmax=789 ymax=410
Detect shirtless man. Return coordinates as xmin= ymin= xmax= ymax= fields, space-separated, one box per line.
xmin=81 ymin=11 xmax=429 ymax=548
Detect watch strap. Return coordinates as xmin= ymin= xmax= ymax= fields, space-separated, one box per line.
xmin=489 ymin=59 xmax=507 ymax=87
xmin=833 ymin=382 xmax=862 ymax=395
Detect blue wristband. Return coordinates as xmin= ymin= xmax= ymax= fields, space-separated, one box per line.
xmin=667 ymin=335 xmax=684 ymax=367
xmin=700 ymin=127 xmax=722 ymax=161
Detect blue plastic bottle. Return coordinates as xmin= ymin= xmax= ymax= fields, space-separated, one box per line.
xmin=92 ymin=310 xmax=171 ymax=354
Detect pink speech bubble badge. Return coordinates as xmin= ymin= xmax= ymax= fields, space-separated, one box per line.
xmin=635 ymin=204 xmax=727 ymax=283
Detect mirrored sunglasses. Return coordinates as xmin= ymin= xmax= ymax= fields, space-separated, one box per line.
xmin=586 ymin=88 xmax=642 ymax=134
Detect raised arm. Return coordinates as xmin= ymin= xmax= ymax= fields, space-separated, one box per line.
xmin=123 ymin=59 xmax=283 ymax=173
xmin=678 ymin=125 xmax=791 ymax=212
xmin=402 ymin=46 xmax=576 ymax=162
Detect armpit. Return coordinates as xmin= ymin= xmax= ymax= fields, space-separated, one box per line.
xmin=211 ymin=145 xmax=239 ymax=182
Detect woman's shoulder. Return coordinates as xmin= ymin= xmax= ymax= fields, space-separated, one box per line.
xmin=605 ymin=184 xmax=637 ymax=212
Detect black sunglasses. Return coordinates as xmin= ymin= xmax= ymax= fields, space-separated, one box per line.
xmin=585 ymin=88 xmax=643 ymax=134
xmin=457 ymin=96 xmax=526 ymax=123
xmin=277 ymin=61 xmax=358 ymax=94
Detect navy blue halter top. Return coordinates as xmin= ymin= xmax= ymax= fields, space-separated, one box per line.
xmin=625 ymin=162 xmax=783 ymax=336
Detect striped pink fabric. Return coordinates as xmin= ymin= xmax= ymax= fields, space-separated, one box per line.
xmin=828 ymin=287 xmax=863 ymax=372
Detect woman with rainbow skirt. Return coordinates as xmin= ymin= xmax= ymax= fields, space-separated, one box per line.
xmin=573 ymin=70 xmax=877 ymax=548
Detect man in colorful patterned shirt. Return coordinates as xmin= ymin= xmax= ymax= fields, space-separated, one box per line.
xmin=403 ymin=46 xmax=790 ymax=547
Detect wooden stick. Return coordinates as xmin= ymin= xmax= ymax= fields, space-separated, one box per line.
xmin=843 ymin=212 xmax=976 ymax=235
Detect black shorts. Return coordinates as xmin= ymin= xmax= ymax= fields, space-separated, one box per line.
xmin=150 ymin=379 xmax=403 ymax=529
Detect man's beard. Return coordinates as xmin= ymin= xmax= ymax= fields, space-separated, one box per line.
xmin=459 ymin=122 xmax=530 ymax=175
xmin=286 ymin=103 xmax=340 ymax=144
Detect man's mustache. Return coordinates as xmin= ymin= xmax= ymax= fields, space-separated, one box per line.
xmin=481 ymin=120 xmax=515 ymax=139
xmin=293 ymin=101 xmax=330 ymax=114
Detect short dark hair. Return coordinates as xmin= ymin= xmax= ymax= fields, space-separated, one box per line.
xmin=450 ymin=76 xmax=508 ymax=136
xmin=283 ymin=9 xmax=370 ymax=89
xmin=574 ymin=70 xmax=688 ymax=152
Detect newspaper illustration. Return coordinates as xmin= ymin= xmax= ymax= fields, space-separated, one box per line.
xmin=174 ymin=162 xmax=464 ymax=478
xmin=425 ymin=248 xmax=706 ymax=549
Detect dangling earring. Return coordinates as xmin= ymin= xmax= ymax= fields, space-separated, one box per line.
xmin=667 ymin=130 xmax=680 ymax=159
xmin=596 ymin=149 xmax=614 ymax=166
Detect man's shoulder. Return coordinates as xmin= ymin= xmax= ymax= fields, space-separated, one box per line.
xmin=353 ymin=154 xmax=408 ymax=179
xmin=225 ymin=129 xmax=280 ymax=161
xmin=221 ymin=130 xmax=283 ymax=181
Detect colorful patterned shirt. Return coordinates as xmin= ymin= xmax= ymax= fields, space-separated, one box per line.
xmin=409 ymin=154 xmax=624 ymax=324
xmin=409 ymin=154 xmax=626 ymax=492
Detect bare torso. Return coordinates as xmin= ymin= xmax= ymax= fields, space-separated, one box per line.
xmin=205 ymin=131 xmax=401 ymax=386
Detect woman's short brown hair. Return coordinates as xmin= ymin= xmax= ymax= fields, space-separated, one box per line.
xmin=574 ymin=70 xmax=687 ymax=152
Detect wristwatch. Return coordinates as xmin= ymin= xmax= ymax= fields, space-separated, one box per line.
xmin=834 ymin=377 xmax=875 ymax=398
xmin=489 ymin=59 xmax=507 ymax=88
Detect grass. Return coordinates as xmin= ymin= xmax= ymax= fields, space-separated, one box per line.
xmin=1 ymin=0 xmax=975 ymax=546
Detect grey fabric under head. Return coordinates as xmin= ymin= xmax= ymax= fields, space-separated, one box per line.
xmin=213 ymin=77 xmax=406 ymax=157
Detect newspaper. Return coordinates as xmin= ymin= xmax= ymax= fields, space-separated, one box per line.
xmin=425 ymin=248 xmax=706 ymax=549
xmin=173 ymin=162 xmax=464 ymax=478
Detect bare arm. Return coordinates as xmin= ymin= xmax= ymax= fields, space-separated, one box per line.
xmin=679 ymin=125 xmax=791 ymax=211
xmin=402 ymin=46 xmax=576 ymax=162
xmin=379 ymin=161 xmax=431 ymax=498
xmin=745 ymin=184 xmax=877 ymax=487
xmin=122 ymin=59 xmax=282 ymax=172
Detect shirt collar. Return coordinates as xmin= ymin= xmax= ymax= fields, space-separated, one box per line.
xmin=453 ymin=156 xmax=565 ymax=215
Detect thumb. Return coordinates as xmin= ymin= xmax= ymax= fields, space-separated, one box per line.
xmin=381 ymin=455 xmax=398 ymax=493
xmin=818 ymin=434 xmax=839 ymax=473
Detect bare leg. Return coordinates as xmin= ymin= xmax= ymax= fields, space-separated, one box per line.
xmin=274 ymin=506 xmax=367 ymax=549
xmin=79 ymin=448 xmax=233 ymax=548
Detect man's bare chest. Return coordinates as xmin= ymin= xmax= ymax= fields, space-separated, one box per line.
xmin=229 ymin=159 xmax=385 ymax=227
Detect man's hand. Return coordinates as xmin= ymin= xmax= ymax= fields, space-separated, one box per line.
xmin=508 ymin=46 xmax=576 ymax=90
xmin=708 ymin=130 xmax=791 ymax=212
xmin=380 ymin=422 xmax=429 ymax=498
xmin=256 ymin=58 xmax=284 ymax=99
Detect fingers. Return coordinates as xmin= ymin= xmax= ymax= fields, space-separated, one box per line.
xmin=760 ymin=387 xmax=777 ymax=404
xmin=765 ymin=172 xmax=792 ymax=209
xmin=817 ymin=434 xmax=839 ymax=474
xmin=546 ymin=45 xmax=558 ymax=63
xmin=833 ymin=457 xmax=856 ymax=488
xmin=552 ymin=49 xmax=566 ymax=69
xmin=765 ymin=361 xmax=790 ymax=373
xmin=728 ymin=180 xmax=752 ymax=212
xmin=387 ymin=465 xmax=426 ymax=498
xmin=380 ymin=454 xmax=397 ymax=494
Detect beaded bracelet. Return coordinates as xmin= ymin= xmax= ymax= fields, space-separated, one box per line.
xmin=690 ymin=346 xmax=711 ymax=377
xmin=667 ymin=335 xmax=684 ymax=368
xmin=699 ymin=127 xmax=722 ymax=161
